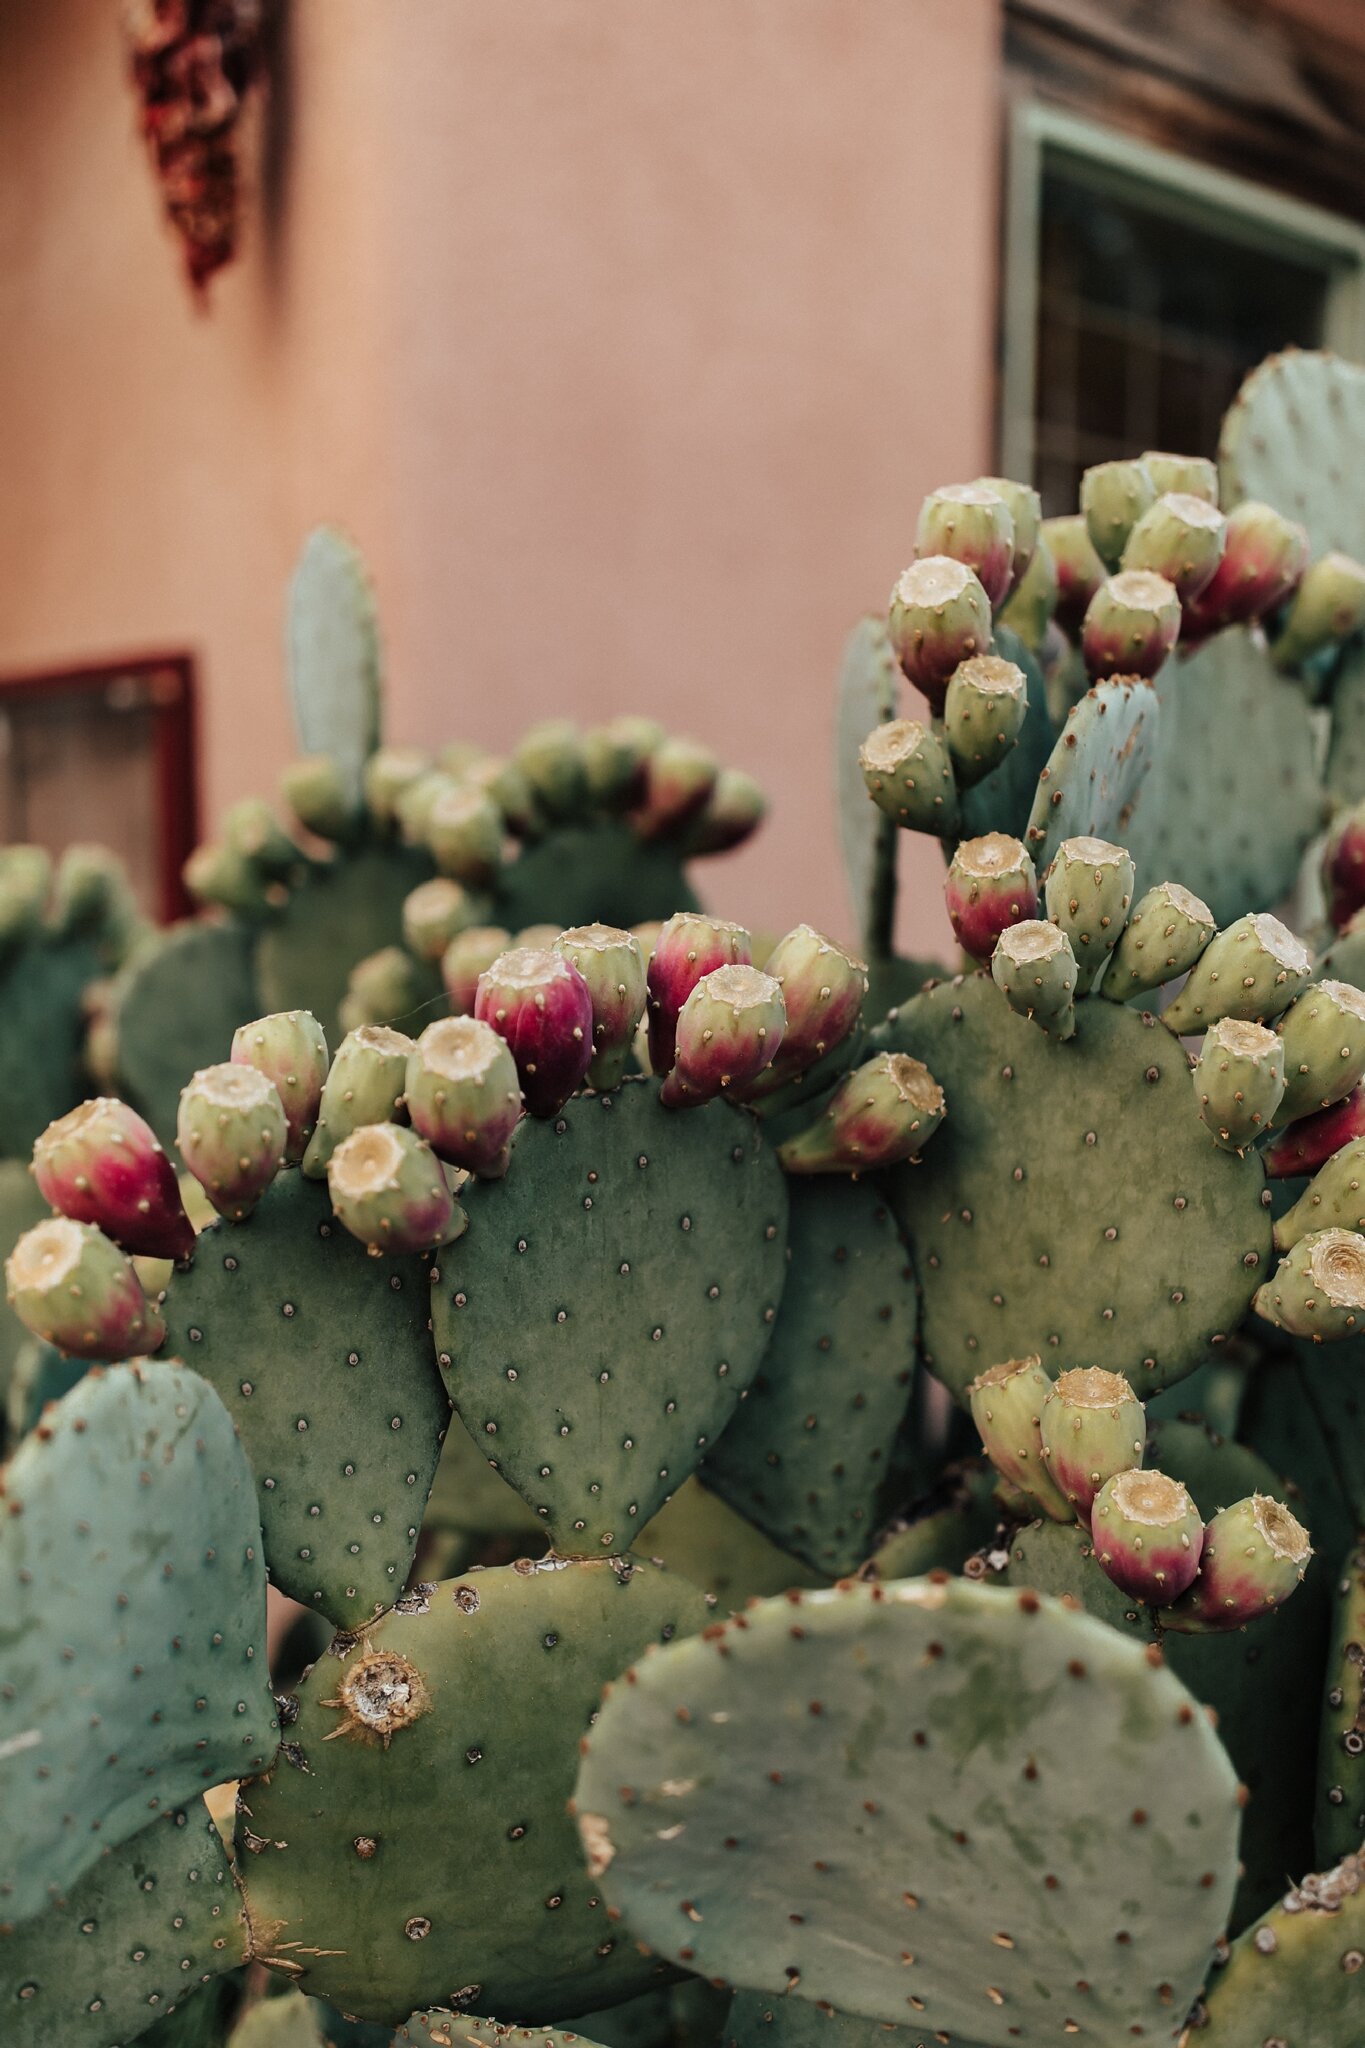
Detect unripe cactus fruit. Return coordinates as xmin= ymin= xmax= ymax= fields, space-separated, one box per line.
xmin=1272 ymin=550 xmax=1365 ymax=670
xmin=996 ymin=533 xmax=1057 ymax=650
xmin=1272 ymin=1137 xmax=1365 ymax=1252
xmin=1044 ymin=835 xmax=1134 ymax=993
xmin=645 ymin=912 xmax=751 ymax=1075
xmin=514 ymin=718 xmax=589 ymax=820
xmin=681 ymin=765 xmax=767 ymax=855
xmin=1081 ymin=570 xmax=1180 ymax=679
xmin=441 ymin=924 xmax=512 ymax=1015
xmin=32 ymin=1097 xmax=194 ymax=1259
xmin=886 ymin=556 xmax=992 ymax=712
xmin=991 ymin=919 xmax=1078 ymax=1039
xmin=1101 ymin=879 xmax=1215 ymax=1000
xmin=177 ymin=1063 xmax=287 ymax=1221
xmin=967 ymin=1354 xmax=1072 ymax=1521
xmin=230 ymin=1010 xmax=329 ymax=1163
xmin=554 ymin=923 xmax=648 ymax=1089
xmin=281 ymin=753 xmax=362 ymax=841
xmin=972 ymin=474 xmax=1041 ymax=590
xmin=1161 ymin=1493 xmax=1312 ymax=1633
xmin=6 ymin=1216 xmax=165 ymax=1358
xmin=737 ymin=922 xmax=866 ymax=1094
xmin=426 ymin=784 xmax=504 ymax=886
xmin=1194 ymin=1017 xmax=1286 ymax=1152
xmin=659 ymin=964 xmax=786 ymax=1108
xmin=858 ymin=718 xmax=959 ymax=834
xmin=327 ymin=1121 xmax=460 ymax=1256
xmin=473 ymin=754 xmax=542 ymax=837
xmin=1161 ymin=911 xmax=1312 ymax=1034
xmin=1179 ymin=499 xmax=1308 ymax=639
xmin=1121 ymin=491 xmax=1226 ymax=602
xmin=945 ymin=832 xmax=1037 ymax=962
xmin=363 ymin=746 xmax=431 ymax=829
xmin=404 ymin=1016 xmax=522 ymax=1177
xmin=302 ymin=1023 xmax=415 ymax=1177
xmin=1042 ymin=513 xmax=1105 ymax=630
xmin=943 ymin=654 xmax=1029 ymax=785
xmin=402 ymin=877 xmax=492 ymax=962
xmin=1262 ymin=1082 xmax=1365 ymax=1179
xmin=1039 ymin=1365 xmax=1144 ymax=1520
xmin=776 ymin=1051 xmax=945 ymax=1173
xmin=1253 ymin=1226 xmax=1365 ymax=1340
xmin=1273 ymin=977 xmax=1365 ymax=1125
xmin=1080 ymin=456 xmax=1156 ymax=569
xmin=916 ymin=483 xmax=1015 ymax=608
xmin=634 ymin=736 xmax=718 ymax=839
xmin=340 ymin=945 xmax=425 ymax=1032
xmin=582 ymin=715 xmax=662 ymax=809
xmin=1323 ymin=803 xmax=1365 ymax=931
xmin=475 ymin=946 xmax=594 ymax=1117
xmin=1091 ymin=1467 xmax=1204 ymax=1604
xmin=1140 ymin=450 xmax=1217 ymax=502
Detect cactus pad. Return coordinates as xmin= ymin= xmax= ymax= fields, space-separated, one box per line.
xmin=573 ymin=1575 xmax=1241 ymax=2039
xmin=1219 ymin=348 xmax=1365 ymax=560
xmin=1023 ymin=676 xmax=1156 ymax=873
xmin=0 ymin=931 xmax=108 ymax=1157
xmin=116 ymin=923 xmax=262 ymax=1147
xmin=1326 ymin=635 xmax=1365 ymax=803
xmin=255 ymin=846 xmax=433 ymax=1042
xmin=1194 ymin=1849 xmax=1365 ymax=2048
xmin=288 ymin=528 xmax=383 ymax=806
xmin=1317 ymin=1540 xmax=1365 ymax=1869
xmin=493 ymin=825 xmax=701 ymax=936
xmin=835 ymin=618 xmax=899 ymax=955
xmin=635 ymin=1476 xmax=825 ymax=1606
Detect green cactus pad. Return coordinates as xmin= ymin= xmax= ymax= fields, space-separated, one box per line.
xmin=421 ymin=1405 xmax=544 ymax=1543
xmin=1219 ymin=348 xmax=1365 ymax=560
xmin=0 ymin=1363 xmax=276 ymax=1921
xmin=723 ymin=1991 xmax=971 ymax=2048
xmin=5 ymin=1335 xmax=88 ymax=1441
xmin=432 ymin=1080 xmax=789 ymax=1554
xmin=1246 ymin=1340 xmax=1363 ymax=1545
xmin=287 ymin=529 xmax=383 ymax=807
xmin=116 ymin=922 xmax=262 ymax=1147
xmin=229 ymin=1989 xmax=388 ymax=2048
xmin=1023 ymin=676 xmax=1156 ymax=874
xmin=493 ymin=824 xmax=700 ymax=937
xmin=1326 ymin=636 xmax=1365 ymax=803
xmin=254 ymin=846 xmax=434 ymax=1045
xmin=878 ymin=975 xmax=1271 ymax=1401
xmin=0 ymin=1803 xmax=247 ymax=2048
xmin=702 ymin=1178 xmax=919 ymax=1574
xmin=956 ymin=626 xmax=1055 ymax=846
xmin=573 ymin=1575 xmax=1241 ymax=2039
xmin=157 ymin=1171 xmax=449 ymax=1628
xmin=864 ymin=1462 xmax=1002 ymax=1582
xmin=1122 ymin=630 xmax=1326 ymax=925
xmin=835 ymin=618 xmax=900 ymax=956
xmin=635 ymin=1476 xmax=824 ymax=1606
xmin=1194 ymin=1849 xmax=1365 ymax=2048
xmin=0 ymin=930 xmax=109 ymax=1157
xmin=235 ymin=1558 xmax=707 ymax=2023
xmin=1316 ymin=1540 xmax=1365 ymax=1869
xmin=143 ymin=1974 xmax=246 ymax=2048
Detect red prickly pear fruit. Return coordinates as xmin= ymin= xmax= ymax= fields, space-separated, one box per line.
xmin=886 ymin=557 xmax=992 ymax=713
xmin=945 ymin=833 xmax=1038 ymax=963
xmin=1324 ymin=804 xmax=1365 ymax=932
xmin=917 ymin=484 xmax=1015 ymax=609
xmin=633 ymin=737 xmax=719 ymax=841
xmin=1160 ymin=1494 xmax=1311 ymax=1633
xmin=405 ymin=1016 xmax=522 ymax=1178
xmin=441 ymin=925 xmax=512 ymax=1016
xmin=1081 ymin=570 xmax=1180 ymax=680
xmin=680 ymin=769 xmax=767 ymax=857
xmin=583 ymin=716 xmax=663 ymax=812
xmin=554 ymin=925 xmax=648 ymax=1091
xmin=733 ymin=924 xmax=866 ymax=1100
xmin=1043 ymin=515 xmax=1106 ymax=632
xmin=645 ymin=913 xmax=751 ymax=1076
xmin=973 ymin=476 xmax=1041 ymax=594
xmin=776 ymin=1052 xmax=945 ymax=1174
xmin=966 ymin=1355 xmax=1072 ymax=1522
xmin=1262 ymin=1084 xmax=1365 ymax=1179
xmin=231 ymin=1010 xmax=329 ymax=1164
xmin=6 ymin=1217 xmax=165 ymax=1359
xmin=327 ymin=1122 xmax=461 ymax=1257
xmin=659 ymin=965 xmax=786 ymax=1109
xmin=1091 ymin=1468 xmax=1203 ymax=1605
xmin=1179 ymin=500 xmax=1308 ymax=641
xmin=32 ymin=1098 xmax=194 ymax=1260
xmin=1038 ymin=1366 xmax=1145 ymax=1521
xmin=475 ymin=946 xmax=594 ymax=1118
xmin=176 ymin=1063 xmax=287 ymax=1223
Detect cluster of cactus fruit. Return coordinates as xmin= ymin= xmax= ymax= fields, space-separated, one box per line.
xmin=8 ymin=349 xmax=1365 ymax=2048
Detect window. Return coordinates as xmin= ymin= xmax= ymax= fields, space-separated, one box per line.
xmin=1001 ymin=105 xmax=1365 ymax=513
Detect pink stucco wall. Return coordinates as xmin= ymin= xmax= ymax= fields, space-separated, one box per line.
xmin=0 ymin=0 xmax=1002 ymax=952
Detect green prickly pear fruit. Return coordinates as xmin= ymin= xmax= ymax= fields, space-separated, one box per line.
xmin=363 ymin=746 xmax=431 ymax=829
xmin=426 ymin=783 xmax=504 ymax=886
xmin=6 ymin=1216 xmax=165 ymax=1357
xmin=1122 ymin=490 xmax=1226 ymax=603
xmin=858 ymin=716 xmax=959 ymax=834
xmin=32 ymin=1097 xmax=194 ymax=1259
xmin=1042 ymin=512 xmax=1106 ymax=630
xmin=1262 ymin=1084 xmax=1365 ymax=1179
xmin=1039 ymin=1365 xmax=1144 ymax=1520
xmin=1140 ymin=450 xmax=1217 ymax=501
xmin=177 ymin=1063 xmax=286 ymax=1221
xmin=1180 ymin=498 xmax=1308 ymax=640
xmin=513 ymin=922 xmax=563 ymax=950
xmin=436 ymin=739 xmax=490 ymax=779
xmin=403 ymin=877 xmax=492 ymax=962
xmin=475 ymin=945 xmax=594 ymax=1116
xmin=405 ymin=1015 xmax=523 ymax=1176
xmin=945 ymin=831 xmax=1037 ymax=962
xmin=1100 ymin=879 xmax=1215 ymax=1000
xmin=1080 ymin=455 xmax=1156 ymax=569
xmin=634 ymin=736 xmax=718 ymax=840
xmin=1273 ymin=549 xmax=1365 ymax=670
xmin=659 ymin=964 xmax=786 ymax=1108
xmin=515 ymin=717 xmax=589 ymax=821
xmin=1273 ymin=978 xmax=1365 ymax=1125
xmin=1161 ymin=1493 xmax=1311 ymax=1632
xmin=583 ymin=715 xmax=663 ymax=809
xmin=466 ymin=754 xmax=541 ymax=838
xmin=645 ymin=912 xmax=751 ymax=1074
xmin=1194 ymin=1017 xmax=1286 ymax=1152
xmin=183 ymin=840 xmax=275 ymax=917
xmin=966 ymin=1354 xmax=1072 ymax=1521
xmin=327 ymin=1122 xmax=461 ymax=1255
xmin=231 ymin=1010 xmax=329 ymax=1163
xmin=1323 ymin=802 xmax=1365 ymax=930
xmin=1273 ymin=1140 xmax=1365 ymax=1252
xmin=972 ymin=473 xmax=1042 ymax=590
xmin=339 ymin=944 xmax=427 ymax=1031
xmin=281 ymin=753 xmax=363 ymax=841
xmin=302 ymin=1023 xmax=415 ymax=1177
xmin=51 ymin=843 xmax=137 ymax=938
xmin=1043 ymin=834 xmax=1134 ymax=992
xmin=554 ymin=923 xmax=648 ymax=1089
xmin=1081 ymin=569 xmax=1180 ymax=679
xmin=943 ymin=653 xmax=1028 ymax=784
xmin=680 ymin=767 xmax=767 ymax=855
xmin=990 ymin=918 xmax=1078 ymax=1038
xmin=1253 ymin=1226 xmax=1365 ymax=1340
xmin=996 ymin=532 xmax=1057 ymax=651
xmin=1161 ymin=911 xmax=1312 ymax=1034
xmin=733 ymin=923 xmax=866 ymax=1097
xmin=395 ymin=768 xmax=458 ymax=848
xmin=916 ymin=482 xmax=1015 ymax=607
xmin=1091 ymin=1467 xmax=1204 ymax=1604
xmin=885 ymin=556 xmax=992 ymax=713
xmin=441 ymin=924 xmax=513 ymax=1014
xmin=776 ymin=1050 xmax=944 ymax=1173
xmin=0 ymin=845 xmax=52 ymax=948
xmin=222 ymin=795 xmax=299 ymax=878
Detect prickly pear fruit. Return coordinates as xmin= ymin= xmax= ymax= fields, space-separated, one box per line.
xmin=426 ymin=784 xmax=504 ymax=885
xmin=776 ymin=1051 xmax=944 ymax=1173
xmin=1081 ymin=570 xmax=1180 ymax=679
xmin=582 ymin=715 xmax=662 ymax=809
xmin=1043 ymin=835 xmax=1134 ymax=993
xmin=363 ymin=746 xmax=431 ymax=829
xmin=6 ymin=1216 xmax=165 ymax=1358
xmin=859 ymin=718 xmax=959 ymax=833
xmin=1194 ymin=1017 xmax=1286 ymax=1152
xmin=1272 ymin=978 xmax=1365 ymax=1127
xmin=230 ymin=1010 xmax=328 ymax=1163
xmin=474 ymin=754 xmax=542 ymax=837
xmin=943 ymin=654 xmax=1029 ymax=784
xmin=973 ymin=474 xmax=1041 ymax=590
xmin=403 ymin=878 xmax=491 ymax=962
xmin=1273 ymin=1141 xmax=1365 ymax=1252
xmin=634 ymin=736 xmax=718 ymax=839
xmin=302 ymin=1023 xmax=415 ymax=1177
xmin=32 ymin=1098 xmax=194 ymax=1259
xmin=1039 ymin=1366 xmax=1144 ymax=1520
xmin=945 ymin=832 xmax=1037 ymax=962
xmin=1140 ymin=451 xmax=1217 ymax=502
xmin=1179 ymin=499 xmax=1308 ymax=639
xmin=1273 ymin=550 xmax=1365 ymax=669
xmin=1263 ymin=1084 xmax=1365 ymax=1179
xmin=404 ymin=1016 xmax=522 ymax=1178
xmin=441 ymin=924 xmax=512 ymax=1015
xmin=997 ymin=533 xmax=1057 ymax=650
xmin=1254 ymin=1226 xmax=1365 ymax=1339
xmin=1161 ymin=911 xmax=1312 ymax=1034
xmin=515 ymin=718 xmax=589 ymax=821
xmin=177 ymin=1063 xmax=286 ymax=1222
xmin=554 ymin=924 xmax=648 ymax=1089
xmin=991 ymin=919 xmax=1078 ymax=1039
xmin=475 ymin=946 xmax=594 ymax=1117
xmin=340 ymin=945 xmax=426 ymax=1032
xmin=1324 ymin=803 xmax=1365 ymax=931
xmin=1081 ymin=456 xmax=1156 ymax=569
xmin=1101 ymin=879 xmax=1215 ymax=1000
xmin=916 ymin=483 xmax=1015 ymax=607
xmin=1043 ymin=513 xmax=1106 ymax=630
xmin=1091 ymin=1467 xmax=1204 ymax=1604
xmin=1121 ymin=491 xmax=1226 ymax=602
xmin=659 ymin=964 xmax=786 ymax=1108
xmin=282 ymin=753 xmax=362 ymax=841
xmin=885 ymin=556 xmax=992 ymax=712
xmin=735 ymin=923 xmax=866 ymax=1097
xmin=1162 ymin=1493 xmax=1311 ymax=1632
xmin=645 ymin=913 xmax=751 ymax=1075
xmin=967 ymin=1354 xmax=1071 ymax=1521
xmin=681 ymin=766 xmax=767 ymax=855
xmin=327 ymin=1122 xmax=460 ymax=1255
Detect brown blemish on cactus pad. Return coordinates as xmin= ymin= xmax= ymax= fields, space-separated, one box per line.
xmin=1309 ymin=1230 xmax=1365 ymax=1308
xmin=322 ymin=1646 xmax=431 ymax=1747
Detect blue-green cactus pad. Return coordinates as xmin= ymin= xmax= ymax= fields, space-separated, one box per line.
xmin=723 ymin=1990 xmax=984 ymax=2048
xmin=0 ymin=1363 xmax=276 ymax=1921
xmin=254 ymin=845 xmax=434 ymax=1044
xmin=1219 ymin=348 xmax=1365 ymax=561
xmin=0 ymin=931 xmax=108 ymax=1157
xmin=1194 ymin=1848 xmax=1365 ymax=2048
xmin=1024 ymin=675 xmax=1156 ymax=873
xmin=116 ymin=922 xmax=262 ymax=1147
xmin=288 ymin=529 xmax=383 ymax=806
xmin=493 ymin=824 xmax=700 ymax=936
xmin=1326 ymin=635 xmax=1365 ymax=804
xmin=573 ymin=1575 xmax=1241 ymax=2040
xmin=635 ymin=1477 xmax=825 ymax=1606
xmin=834 ymin=618 xmax=900 ymax=953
